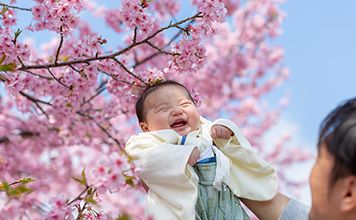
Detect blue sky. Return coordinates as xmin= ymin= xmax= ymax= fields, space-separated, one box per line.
xmin=268 ymin=0 xmax=356 ymax=150
xmin=263 ymin=0 xmax=356 ymax=204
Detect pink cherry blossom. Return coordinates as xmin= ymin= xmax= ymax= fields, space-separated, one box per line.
xmin=192 ymin=0 xmax=227 ymax=24
xmin=119 ymin=0 xmax=155 ymax=35
xmin=1 ymin=9 xmax=17 ymax=27
xmin=43 ymin=195 xmax=75 ymax=220
xmin=0 ymin=0 xmax=315 ymax=219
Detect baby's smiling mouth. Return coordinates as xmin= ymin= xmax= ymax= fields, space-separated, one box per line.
xmin=171 ymin=120 xmax=187 ymax=128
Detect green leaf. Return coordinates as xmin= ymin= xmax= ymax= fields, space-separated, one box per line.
xmin=60 ymin=55 xmax=71 ymax=62
xmin=7 ymin=184 xmax=34 ymax=198
xmin=0 ymin=62 xmax=17 ymax=72
xmin=14 ymin=29 xmax=23 ymax=42
xmin=19 ymin=177 xmax=35 ymax=184
xmin=71 ymin=167 xmax=87 ymax=186
xmin=85 ymin=198 xmax=97 ymax=205
xmin=1 ymin=7 xmax=9 ymax=16
xmin=79 ymin=69 xmax=88 ymax=81
xmin=81 ymin=167 xmax=87 ymax=185
xmin=124 ymin=175 xmax=135 ymax=187
xmin=0 ymin=179 xmax=9 ymax=191
xmin=1 ymin=180 xmax=34 ymax=201
xmin=0 ymin=74 xmax=9 ymax=83
xmin=71 ymin=176 xmax=84 ymax=185
xmin=0 ymin=55 xmax=6 ymax=65
xmin=116 ymin=211 xmax=132 ymax=220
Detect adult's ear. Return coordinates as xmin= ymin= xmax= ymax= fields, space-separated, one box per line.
xmin=339 ymin=175 xmax=356 ymax=213
xmin=139 ymin=122 xmax=150 ymax=132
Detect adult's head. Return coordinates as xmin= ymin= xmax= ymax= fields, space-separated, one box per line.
xmin=309 ymin=97 xmax=356 ymax=220
xmin=135 ymin=80 xmax=200 ymax=136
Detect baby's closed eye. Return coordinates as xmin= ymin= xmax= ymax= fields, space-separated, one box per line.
xmin=158 ymin=107 xmax=168 ymax=112
xmin=181 ymin=102 xmax=192 ymax=107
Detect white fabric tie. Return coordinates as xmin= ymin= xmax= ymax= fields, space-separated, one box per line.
xmin=212 ymin=145 xmax=232 ymax=191
xmin=197 ymin=145 xmax=213 ymax=163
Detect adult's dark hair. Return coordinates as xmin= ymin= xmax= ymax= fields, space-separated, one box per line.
xmin=318 ymin=97 xmax=356 ymax=187
xmin=135 ymin=80 xmax=195 ymax=123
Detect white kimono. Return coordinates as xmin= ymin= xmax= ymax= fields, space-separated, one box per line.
xmin=125 ymin=116 xmax=278 ymax=220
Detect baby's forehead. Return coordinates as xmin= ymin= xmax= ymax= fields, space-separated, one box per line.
xmin=144 ymin=85 xmax=190 ymax=105
xmin=150 ymin=84 xmax=188 ymax=96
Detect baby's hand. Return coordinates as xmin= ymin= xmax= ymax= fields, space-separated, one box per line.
xmin=187 ymin=147 xmax=201 ymax=166
xmin=211 ymin=125 xmax=233 ymax=139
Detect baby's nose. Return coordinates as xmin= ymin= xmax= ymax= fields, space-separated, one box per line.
xmin=171 ymin=107 xmax=183 ymax=116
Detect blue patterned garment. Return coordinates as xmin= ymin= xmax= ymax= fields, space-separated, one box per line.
xmin=193 ymin=161 xmax=251 ymax=220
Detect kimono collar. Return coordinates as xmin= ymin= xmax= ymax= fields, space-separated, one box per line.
xmin=143 ymin=117 xmax=213 ymax=145
xmin=148 ymin=127 xmax=203 ymax=145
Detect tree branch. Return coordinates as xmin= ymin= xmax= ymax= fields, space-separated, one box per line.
xmin=96 ymin=122 xmax=122 ymax=151
xmin=76 ymin=201 xmax=88 ymax=220
xmin=69 ymin=65 xmax=80 ymax=72
xmin=0 ymin=136 xmax=9 ymax=144
xmin=82 ymin=87 xmax=106 ymax=106
xmin=0 ymin=3 xmax=32 ymax=11
xmin=54 ymin=32 xmax=64 ymax=65
xmin=133 ymin=51 xmax=162 ymax=69
xmin=67 ymin=185 xmax=90 ymax=206
xmin=133 ymin=50 xmax=139 ymax=64
xmin=101 ymin=71 xmax=134 ymax=85
xmin=96 ymin=79 xmax=108 ymax=91
xmin=47 ymin=68 xmax=71 ymax=89
xmin=145 ymin=40 xmax=179 ymax=56
xmin=19 ymin=91 xmax=52 ymax=106
xmin=19 ymin=91 xmax=51 ymax=119
xmin=139 ymin=12 xmax=202 ymax=44
xmin=76 ymin=112 xmax=123 ymax=151
xmin=22 ymin=70 xmax=52 ymax=80
xmin=17 ymin=56 xmax=26 ymax=69
xmin=133 ymin=26 xmax=138 ymax=43
xmin=74 ymin=188 xmax=97 ymax=220
xmin=0 ymin=131 xmax=40 ymax=145
xmin=111 ymin=57 xmax=146 ymax=84
xmin=18 ymin=13 xmax=203 ymax=73
xmin=133 ymin=18 xmax=196 ymax=68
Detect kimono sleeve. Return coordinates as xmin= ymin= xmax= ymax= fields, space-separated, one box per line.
xmin=125 ymin=134 xmax=199 ymax=220
xmin=212 ymin=118 xmax=278 ymax=201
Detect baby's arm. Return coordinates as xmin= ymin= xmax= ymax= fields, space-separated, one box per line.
xmin=211 ymin=124 xmax=233 ymax=139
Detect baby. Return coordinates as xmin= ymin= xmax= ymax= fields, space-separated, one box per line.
xmin=125 ymin=80 xmax=278 ymax=220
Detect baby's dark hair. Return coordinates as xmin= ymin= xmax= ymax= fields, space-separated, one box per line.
xmin=135 ymin=80 xmax=195 ymax=123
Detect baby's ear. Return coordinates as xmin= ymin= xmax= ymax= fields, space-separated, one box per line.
xmin=139 ymin=122 xmax=150 ymax=132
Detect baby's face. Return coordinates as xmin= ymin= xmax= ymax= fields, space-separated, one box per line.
xmin=140 ymin=85 xmax=200 ymax=136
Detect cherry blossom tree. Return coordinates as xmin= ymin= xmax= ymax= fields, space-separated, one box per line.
xmin=0 ymin=0 xmax=313 ymax=219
